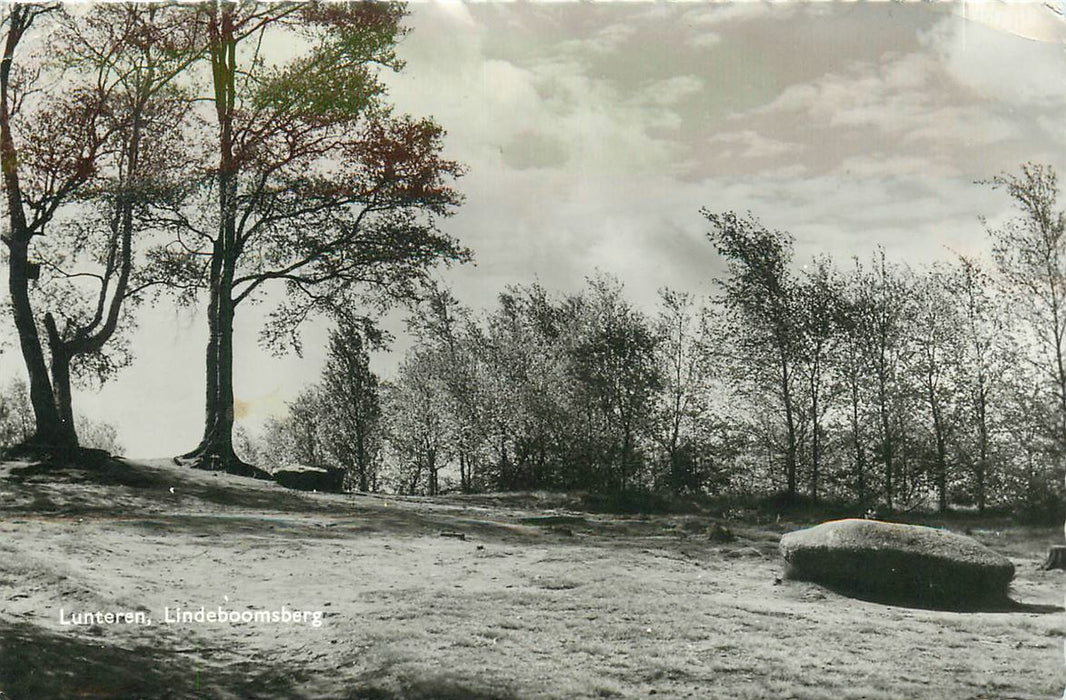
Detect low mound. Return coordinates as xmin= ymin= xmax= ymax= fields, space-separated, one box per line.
xmin=779 ymin=519 xmax=1015 ymax=607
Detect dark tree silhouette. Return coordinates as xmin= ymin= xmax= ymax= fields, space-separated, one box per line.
xmin=318 ymin=327 xmax=383 ymax=492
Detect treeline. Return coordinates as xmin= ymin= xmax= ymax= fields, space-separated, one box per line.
xmin=258 ymin=165 xmax=1066 ymax=518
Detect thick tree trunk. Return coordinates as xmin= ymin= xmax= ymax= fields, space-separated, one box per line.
xmin=6 ymin=238 xmax=71 ymax=448
xmin=179 ymin=268 xmax=266 ymax=477
xmin=43 ymin=314 xmax=78 ymax=447
xmin=182 ymin=236 xmax=223 ymax=459
xmin=427 ymin=449 xmax=438 ymax=496
xmin=178 ymin=8 xmax=266 ymax=479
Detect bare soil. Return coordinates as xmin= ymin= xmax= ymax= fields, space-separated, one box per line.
xmin=0 ymin=457 xmax=1062 ymax=699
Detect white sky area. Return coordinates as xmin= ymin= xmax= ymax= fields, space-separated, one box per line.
xmin=3 ymin=1 xmax=1066 ymax=458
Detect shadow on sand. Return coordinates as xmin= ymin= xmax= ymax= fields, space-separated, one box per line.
xmin=0 ymin=621 xmax=312 ymax=699
xmin=805 ymin=580 xmax=1065 ymax=614
xmin=0 ymin=622 xmax=520 ymax=700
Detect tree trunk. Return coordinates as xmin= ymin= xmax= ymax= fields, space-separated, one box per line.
xmin=973 ymin=373 xmax=990 ymax=514
xmin=927 ymin=371 xmax=948 ymax=513
xmin=976 ymin=402 xmax=988 ymax=514
xmin=934 ymin=428 xmax=948 ymax=513
xmin=809 ymin=352 xmax=821 ymax=502
xmin=43 ymin=314 xmax=78 ymax=447
xmin=879 ymin=378 xmax=894 ymax=512
xmin=6 ymin=236 xmax=70 ymax=448
xmin=1 ymin=10 xmax=71 ymax=450
xmin=427 ymin=448 xmax=438 ymax=496
xmin=779 ymin=350 xmax=798 ymax=499
xmin=850 ymin=371 xmax=866 ymax=506
xmin=179 ymin=8 xmax=266 ymax=479
xmin=180 ymin=266 xmax=266 ymax=477
xmin=356 ymin=431 xmax=369 ymax=492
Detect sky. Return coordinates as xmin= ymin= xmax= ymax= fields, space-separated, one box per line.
xmin=4 ymin=1 xmax=1066 ymax=458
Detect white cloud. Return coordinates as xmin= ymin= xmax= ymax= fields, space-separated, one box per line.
xmin=682 ymin=3 xmax=791 ymax=28
xmin=755 ymin=47 xmax=1027 ymax=163
xmin=687 ymin=31 xmax=721 ymax=49
xmin=560 ymin=22 xmax=637 ymax=56
xmin=839 ymin=154 xmax=959 ymax=178
xmin=708 ymin=129 xmax=799 ymax=160
xmin=637 ymin=75 xmax=704 ymax=107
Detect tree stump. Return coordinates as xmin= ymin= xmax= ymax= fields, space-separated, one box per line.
xmin=1040 ymin=545 xmax=1066 ymax=571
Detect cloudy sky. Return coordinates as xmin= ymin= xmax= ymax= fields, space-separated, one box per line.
xmin=6 ymin=1 xmax=1066 ymax=458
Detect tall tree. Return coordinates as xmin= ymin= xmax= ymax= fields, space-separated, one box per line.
xmin=318 ymin=327 xmax=383 ymax=492
xmin=385 ymin=350 xmax=451 ymax=495
xmin=834 ymin=260 xmax=874 ymax=505
xmin=3 ymin=5 xmax=105 ymax=448
xmin=912 ymin=267 xmax=962 ymax=512
xmin=795 ymin=257 xmax=839 ymax=502
xmin=482 ymin=284 xmax=570 ymax=489
xmin=35 ymin=5 xmax=199 ymax=447
xmin=568 ymin=277 xmax=661 ymax=492
xmin=2 ymin=5 xmax=195 ymax=451
xmin=706 ymin=210 xmax=802 ymax=498
xmin=170 ymin=3 xmax=465 ymax=475
xmin=987 ymin=164 xmax=1066 ymax=445
xmin=652 ymin=289 xmax=719 ymax=494
xmin=863 ymin=251 xmax=915 ymax=511
xmin=946 ymin=256 xmax=1009 ymax=512
xmin=407 ymin=287 xmax=486 ymax=492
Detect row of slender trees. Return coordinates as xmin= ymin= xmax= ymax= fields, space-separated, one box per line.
xmin=1 ymin=3 xmax=464 ymax=472
xmin=258 ymin=165 xmax=1066 ymax=517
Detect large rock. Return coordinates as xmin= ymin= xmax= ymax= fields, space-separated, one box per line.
xmin=273 ymin=465 xmax=345 ymax=493
xmin=779 ymin=519 xmax=1015 ymax=606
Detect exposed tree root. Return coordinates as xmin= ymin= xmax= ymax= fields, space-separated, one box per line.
xmin=174 ymin=447 xmax=273 ymax=480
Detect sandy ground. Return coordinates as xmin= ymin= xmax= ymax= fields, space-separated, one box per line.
xmin=0 ymin=457 xmax=1063 ymax=700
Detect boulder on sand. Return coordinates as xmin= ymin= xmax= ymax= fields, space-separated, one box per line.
xmin=273 ymin=465 xmax=345 ymax=493
xmin=779 ymin=519 xmax=1015 ymax=607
